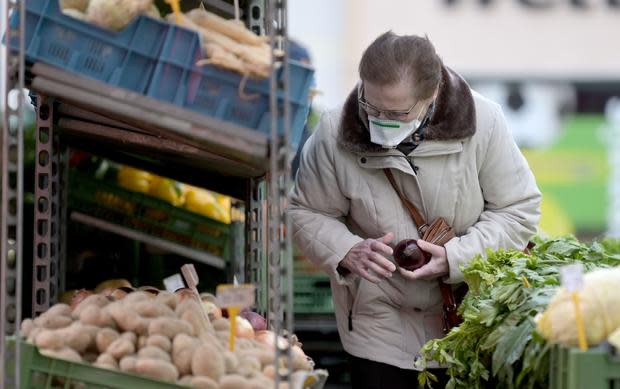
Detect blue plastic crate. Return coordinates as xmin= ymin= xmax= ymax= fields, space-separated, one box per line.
xmin=10 ymin=0 xmax=169 ymax=94
xmin=147 ymin=25 xmax=315 ymax=149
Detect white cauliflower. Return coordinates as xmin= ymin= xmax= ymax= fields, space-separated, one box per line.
xmin=86 ymin=0 xmax=154 ymax=31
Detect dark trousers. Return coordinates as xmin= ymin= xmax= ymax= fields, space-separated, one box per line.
xmin=349 ymin=354 xmax=449 ymax=389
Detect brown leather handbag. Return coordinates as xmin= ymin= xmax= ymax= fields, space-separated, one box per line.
xmin=383 ymin=169 xmax=467 ymax=333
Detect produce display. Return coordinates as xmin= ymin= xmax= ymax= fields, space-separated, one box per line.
xmin=22 ymin=283 xmax=320 ymax=389
xmin=117 ymin=165 xmax=238 ymax=224
xmin=416 ymin=237 xmax=620 ymax=389
xmin=60 ymin=0 xmax=273 ymax=80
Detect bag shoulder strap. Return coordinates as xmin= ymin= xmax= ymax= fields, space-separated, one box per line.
xmin=383 ymin=169 xmax=427 ymax=232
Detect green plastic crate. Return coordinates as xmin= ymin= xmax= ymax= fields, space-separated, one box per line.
xmin=550 ymin=346 xmax=620 ymax=389
xmin=69 ymin=172 xmax=230 ymax=260
xmin=293 ymin=274 xmax=333 ymax=315
xmin=6 ymin=339 xmax=185 ymax=388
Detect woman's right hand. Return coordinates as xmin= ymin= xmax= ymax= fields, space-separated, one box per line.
xmin=339 ymin=233 xmax=396 ymax=283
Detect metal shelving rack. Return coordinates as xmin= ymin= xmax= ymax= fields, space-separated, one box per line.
xmin=0 ymin=0 xmax=296 ymax=386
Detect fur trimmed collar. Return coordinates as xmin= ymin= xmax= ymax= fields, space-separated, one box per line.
xmin=337 ymin=66 xmax=476 ymax=153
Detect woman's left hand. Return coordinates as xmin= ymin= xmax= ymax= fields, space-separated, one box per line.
xmin=398 ymin=240 xmax=449 ymax=280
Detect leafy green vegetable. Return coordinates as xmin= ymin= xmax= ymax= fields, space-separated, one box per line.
xmin=417 ymin=236 xmax=620 ymax=388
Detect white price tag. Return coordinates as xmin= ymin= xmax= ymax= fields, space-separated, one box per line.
xmin=164 ymin=273 xmax=185 ymax=293
xmin=560 ymin=263 xmax=584 ymax=292
xmin=216 ymin=284 xmax=255 ymax=309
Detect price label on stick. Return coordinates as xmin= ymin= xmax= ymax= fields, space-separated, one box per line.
xmin=216 ymin=284 xmax=255 ymax=309
xmin=560 ymin=263 xmax=584 ymax=292
xmin=560 ymin=263 xmax=588 ymax=350
xmin=163 ymin=273 xmax=185 ymax=293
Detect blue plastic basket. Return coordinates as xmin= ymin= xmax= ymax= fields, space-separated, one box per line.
xmin=10 ymin=0 xmax=168 ymax=94
xmin=147 ymin=25 xmax=315 ymax=149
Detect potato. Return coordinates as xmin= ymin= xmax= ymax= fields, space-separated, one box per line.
xmin=248 ymin=374 xmax=274 ymax=389
xmin=119 ymin=355 xmax=139 ymax=373
xmin=79 ymin=304 xmax=114 ymax=328
xmin=138 ymin=335 xmax=148 ymax=349
xmin=95 ymin=353 xmax=118 ymax=370
xmin=212 ymin=318 xmax=230 ymax=332
xmin=35 ymin=329 xmax=64 ymax=350
xmin=107 ymin=303 xmax=149 ymax=335
xmin=178 ymin=375 xmax=194 ymax=386
xmin=96 ymin=328 xmax=120 ymax=353
xmin=239 ymin=348 xmax=274 ymax=367
xmin=155 ymin=291 xmax=178 ymax=310
xmin=27 ymin=327 xmax=43 ymax=344
xmin=34 ymin=313 xmax=72 ymax=329
xmin=47 ymin=303 xmax=72 ymax=317
xmin=135 ymin=358 xmax=179 ymax=382
xmin=192 ymin=375 xmax=219 ymax=389
xmin=237 ymin=355 xmax=261 ymax=377
xmin=146 ymin=334 xmax=172 ymax=353
xmin=20 ymin=318 xmax=35 ymax=338
xmin=223 ymin=351 xmax=239 ymax=374
xmin=173 ymin=334 xmax=200 ymax=375
xmin=219 ymin=374 xmax=250 ymax=389
xmin=120 ymin=331 xmax=138 ymax=345
xmin=133 ymin=300 xmax=174 ymax=318
xmin=72 ymin=294 xmax=109 ymax=318
xmin=192 ymin=343 xmax=225 ymax=381
xmin=262 ymin=365 xmax=275 ymax=380
xmin=148 ymin=318 xmax=194 ymax=338
xmin=123 ymin=291 xmax=152 ymax=304
xmin=106 ymin=338 xmax=135 ymax=359
xmin=40 ymin=347 xmax=82 ymax=363
xmin=138 ymin=346 xmax=171 ymax=362
xmin=181 ymin=306 xmax=213 ymax=336
xmin=57 ymin=323 xmax=92 ymax=353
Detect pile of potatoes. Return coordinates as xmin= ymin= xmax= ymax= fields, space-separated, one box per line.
xmin=20 ymin=290 xmax=313 ymax=389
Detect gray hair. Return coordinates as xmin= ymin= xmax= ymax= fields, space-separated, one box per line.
xmin=359 ymin=31 xmax=443 ymax=100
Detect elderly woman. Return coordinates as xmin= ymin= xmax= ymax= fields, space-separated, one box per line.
xmin=289 ymin=32 xmax=541 ymax=388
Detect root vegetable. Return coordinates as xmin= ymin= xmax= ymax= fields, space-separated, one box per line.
xmin=58 ymin=323 xmax=93 ymax=353
xmin=212 ymin=318 xmax=230 ymax=332
xmin=40 ymin=347 xmax=82 ymax=363
xmin=219 ymin=374 xmax=250 ymax=389
xmin=239 ymin=348 xmax=274 ymax=367
xmin=135 ymin=358 xmax=179 ymax=382
xmin=96 ymin=328 xmax=120 ymax=353
xmin=20 ymin=318 xmax=34 ymax=338
xmin=223 ymin=351 xmax=239 ymax=373
xmin=95 ymin=353 xmax=118 ymax=370
xmin=123 ymin=291 xmax=153 ymax=304
xmin=394 ymin=239 xmax=431 ymax=271
xmin=34 ymin=313 xmax=72 ymax=329
xmin=237 ymin=354 xmax=261 ymax=377
xmin=47 ymin=303 xmax=73 ymax=317
xmin=235 ymin=317 xmax=255 ymax=339
xmin=192 ymin=375 xmax=219 ymax=389
xmin=173 ymin=333 xmax=201 ymax=375
xmin=120 ymin=355 xmax=139 ymax=373
xmin=120 ymin=331 xmax=138 ymax=345
xmin=192 ymin=343 xmax=225 ymax=381
xmin=138 ymin=346 xmax=171 ymax=362
xmin=27 ymin=327 xmax=42 ymax=344
xmin=35 ymin=329 xmax=64 ymax=350
xmin=240 ymin=311 xmax=267 ymax=332
xmin=73 ymin=294 xmax=109 ymax=318
xmin=146 ymin=334 xmax=172 ymax=353
xmin=138 ymin=335 xmax=148 ymax=349
xmin=79 ymin=304 xmax=114 ymax=327
xmin=61 ymin=0 xmax=89 ymax=12
xmin=248 ymin=375 xmax=274 ymax=389
xmin=134 ymin=300 xmax=174 ymax=318
xmin=181 ymin=307 xmax=214 ymax=341
xmin=106 ymin=337 xmax=135 ymax=359
xmin=107 ymin=302 xmax=149 ymax=335
xmin=178 ymin=375 xmax=193 ymax=386
xmin=155 ymin=291 xmax=178 ymax=310
xmin=148 ymin=317 xmax=194 ymax=338
xmin=86 ymin=0 xmax=154 ymax=31
xmin=83 ymin=352 xmax=99 ymax=363
xmin=186 ymin=9 xmax=266 ymax=47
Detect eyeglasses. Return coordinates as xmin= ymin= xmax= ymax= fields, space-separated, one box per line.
xmin=358 ymin=85 xmax=421 ymax=121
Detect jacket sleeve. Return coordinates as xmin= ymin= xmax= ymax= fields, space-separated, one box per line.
xmin=444 ymin=105 xmax=542 ymax=283
xmin=288 ymin=113 xmax=364 ymax=285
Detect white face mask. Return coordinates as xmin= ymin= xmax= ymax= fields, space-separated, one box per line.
xmin=368 ymin=115 xmax=424 ymax=149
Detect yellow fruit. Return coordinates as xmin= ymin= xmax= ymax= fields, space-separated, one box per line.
xmin=117 ymin=166 xmax=152 ymax=194
xmin=149 ymin=176 xmax=185 ymax=206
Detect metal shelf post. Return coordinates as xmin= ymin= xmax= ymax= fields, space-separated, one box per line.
xmin=1 ymin=0 xmax=26 ymax=386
